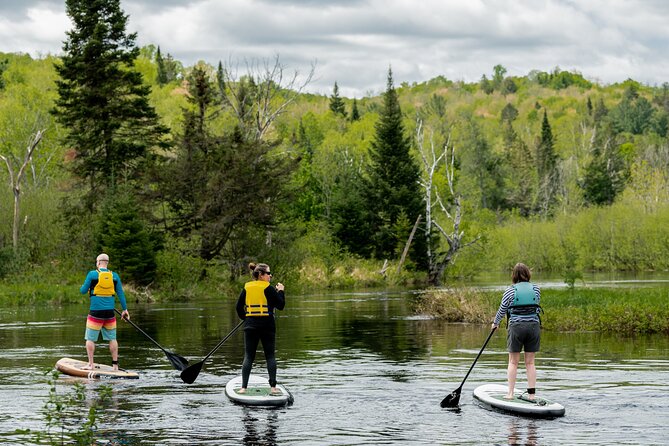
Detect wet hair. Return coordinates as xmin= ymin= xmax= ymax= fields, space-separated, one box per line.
xmin=511 ymin=263 xmax=531 ymax=284
xmin=249 ymin=262 xmax=270 ymax=280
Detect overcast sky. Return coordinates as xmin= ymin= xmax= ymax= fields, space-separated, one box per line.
xmin=2 ymin=0 xmax=669 ymax=97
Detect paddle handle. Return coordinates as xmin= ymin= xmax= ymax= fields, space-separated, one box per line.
xmin=201 ymin=320 xmax=245 ymax=362
xmin=114 ymin=308 xmax=169 ymax=354
xmin=458 ymin=326 xmax=497 ymax=388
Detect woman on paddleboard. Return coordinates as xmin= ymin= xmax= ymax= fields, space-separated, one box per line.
xmin=80 ymin=253 xmax=129 ymax=371
xmin=491 ymin=262 xmax=542 ymax=402
xmin=235 ymin=262 xmax=285 ymax=395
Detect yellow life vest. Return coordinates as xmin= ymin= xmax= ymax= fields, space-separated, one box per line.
xmin=93 ymin=269 xmax=116 ymax=297
xmin=245 ymin=281 xmax=270 ymax=316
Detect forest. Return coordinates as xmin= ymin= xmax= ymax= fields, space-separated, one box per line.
xmin=1 ymin=1 xmax=669 ymax=302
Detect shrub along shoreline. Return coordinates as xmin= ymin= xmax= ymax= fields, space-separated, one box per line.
xmin=413 ymin=287 xmax=669 ymax=335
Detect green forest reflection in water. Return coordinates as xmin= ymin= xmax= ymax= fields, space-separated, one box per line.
xmin=0 ymin=288 xmax=667 ymax=445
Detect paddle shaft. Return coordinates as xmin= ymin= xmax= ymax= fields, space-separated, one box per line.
xmin=200 ymin=320 xmax=245 ymax=363
xmin=114 ymin=308 xmax=172 ymax=355
xmin=456 ymin=327 xmax=497 ymax=391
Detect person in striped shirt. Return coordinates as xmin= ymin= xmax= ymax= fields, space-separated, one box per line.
xmin=79 ymin=253 xmax=129 ymax=371
xmin=492 ymin=263 xmax=542 ymax=402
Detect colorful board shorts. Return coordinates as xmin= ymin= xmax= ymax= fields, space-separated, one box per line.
xmin=85 ymin=314 xmax=117 ymax=341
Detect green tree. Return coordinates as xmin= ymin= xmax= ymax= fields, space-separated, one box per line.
xmin=329 ymin=81 xmax=347 ymax=117
xmin=159 ymin=66 xmax=295 ymax=262
xmin=156 ymin=45 xmax=167 ymax=85
xmin=350 ymin=98 xmax=360 ymax=121
xmin=52 ymin=0 xmax=168 ymax=210
xmin=0 ymin=57 xmax=8 ymax=90
xmin=610 ymin=85 xmax=655 ymax=135
xmin=366 ymin=68 xmax=424 ymax=264
xmin=460 ymin=116 xmax=505 ymax=210
xmin=96 ymin=191 xmax=159 ymax=285
xmin=492 ymin=64 xmax=507 ymax=90
xmin=480 ymin=74 xmax=494 ymax=94
xmin=581 ymin=144 xmax=627 ymax=206
xmin=536 ymin=110 xmax=560 ymax=214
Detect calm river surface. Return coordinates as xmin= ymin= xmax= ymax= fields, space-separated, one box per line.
xmin=1 ymin=283 xmax=668 ymax=445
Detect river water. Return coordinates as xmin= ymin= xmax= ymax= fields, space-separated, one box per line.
xmin=0 ymin=286 xmax=668 ymax=445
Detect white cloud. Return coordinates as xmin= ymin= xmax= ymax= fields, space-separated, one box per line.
xmin=2 ymin=0 xmax=669 ymax=97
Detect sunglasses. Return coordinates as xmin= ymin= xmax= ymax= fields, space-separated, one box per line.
xmin=263 ymin=271 xmax=272 ymax=276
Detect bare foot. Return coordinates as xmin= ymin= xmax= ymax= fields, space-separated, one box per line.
xmin=270 ymin=387 xmax=282 ymax=396
xmin=503 ymin=394 xmax=514 ymax=400
xmin=236 ymin=388 xmax=247 ymax=394
xmin=80 ymin=364 xmax=94 ymax=370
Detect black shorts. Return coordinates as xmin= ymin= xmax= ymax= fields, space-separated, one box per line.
xmin=507 ymin=321 xmax=540 ymax=353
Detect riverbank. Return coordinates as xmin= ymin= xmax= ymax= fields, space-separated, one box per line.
xmin=413 ymin=287 xmax=669 ymax=334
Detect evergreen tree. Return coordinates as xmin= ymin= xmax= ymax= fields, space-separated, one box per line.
xmin=96 ymin=192 xmax=159 ymax=285
xmin=52 ymin=0 xmax=168 ymax=210
xmin=366 ymin=69 xmax=424 ymax=264
xmin=159 ymin=66 xmax=295 ymax=261
xmin=350 ymin=98 xmax=360 ymax=121
xmin=501 ymin=120 xmax=537 ymax=215
xmin=329 ymin=81 xmax=347 ymax=117
xmin=581 ymin=144 xmax=627 ymax=206
xmin=501 ymin=103 xmax=519 ymax=123
xmin=480 ymin=74 xmax=494 ymax=94
xmin=536 ymin=110 xmax=560 ymax=213
xmin=156 ymin=46 xmax=167 ymax=85
xmin=0 ymin=57 xmax=8 ymax=90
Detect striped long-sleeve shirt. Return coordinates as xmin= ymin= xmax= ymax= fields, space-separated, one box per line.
xmin=493 ymin=282 xmax=541 ymax=326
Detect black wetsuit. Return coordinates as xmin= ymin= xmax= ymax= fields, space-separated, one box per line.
xmin=235 ymin=284 xmax=285 ymax=387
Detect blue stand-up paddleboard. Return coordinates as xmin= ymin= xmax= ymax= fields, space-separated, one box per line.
xmin=225 ymin=374 xmax=293 ymax=407
xmin=474 ymin=384 xmax=565 ymax=418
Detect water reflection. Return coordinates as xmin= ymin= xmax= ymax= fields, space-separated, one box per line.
xmin=506 ymin=418 xmax=538 ymax=446
xmin=241 ymin=407 xmax=278 ymax=446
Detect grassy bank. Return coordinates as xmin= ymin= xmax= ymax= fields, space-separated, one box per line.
xmin=0 ymin=256 xmax=414 ymax=305
xmin=413 ymin=287 xmax=669 ymax=334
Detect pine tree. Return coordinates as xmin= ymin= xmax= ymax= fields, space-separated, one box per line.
xmin=156 ymin=46 xmax=167 ymax=85
xmin=350 ymin=98 xmax=360 ymax=121
xmin=536 ymin=110 xmax=559 ymax=213
xmin=53 ymin=0 xmax=168 ymax=210
xmin=96 ymin=192 xmax=159 ymax=285
xmin=329 ymin=81 xmax=347 ymax=117
xmin=366 ymin=68 xmax=424 ymax=264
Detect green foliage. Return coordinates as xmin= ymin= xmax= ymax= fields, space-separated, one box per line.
xmin=329 ymin=81 xmax=347 ymax=117
xmin=95 ymin=192 xmax=159 ymax=285
xmin=33 ymin=370 xmax=112 ymax=445
xmin=350 ymin=98 xmax=360 ymax=121
xmin=417 ymin=287 xmax=669 ymax=334
xmin=365 ymin=69 xmax=425 ymax=264
xmin=535 ymin=67 xmax=593 ymax=90
xmin=52 ymin=0 xmax=169 ymax=210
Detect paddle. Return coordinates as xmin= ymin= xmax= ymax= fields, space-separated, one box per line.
xmin=114 ymin=308 xmax=190 ymax=371
xmin=440 ymin=326 xmax=497 ymax=408
xmin=180 ymin=320 xmax=245 ymax=384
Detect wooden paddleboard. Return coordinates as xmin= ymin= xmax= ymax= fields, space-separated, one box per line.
xmin=473 ymin=384 xmax=565 ymax=418
xmin=55 ymin=357 xmax=139 ymax=380
xmin=225 ymin=374 xmax=293 ymax=406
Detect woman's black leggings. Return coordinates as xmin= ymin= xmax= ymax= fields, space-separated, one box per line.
xmin=242 ymin=327 xmax=277 ymax=388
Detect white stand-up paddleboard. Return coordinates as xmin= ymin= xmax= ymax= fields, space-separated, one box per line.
xmin=225 ymin=374 xmax=293 ymax=407
xmin=55 ymin=357 xmax=139 ymax=380
xmin=474 ymin=384 xmax=565 ymax=418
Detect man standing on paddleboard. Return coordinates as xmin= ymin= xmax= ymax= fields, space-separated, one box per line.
xmin=80 ymin=253 xmax=129 ymax=371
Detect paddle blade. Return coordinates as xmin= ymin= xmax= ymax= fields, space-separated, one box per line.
xmin=166 ymin=352 xmax=189 ymax=371
xmin=180 ymin=361 xmax=203 ymax=384
xmin=440 ymin=389 xmax=461 ymax=408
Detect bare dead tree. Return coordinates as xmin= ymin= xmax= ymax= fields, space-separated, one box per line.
xmin=0 ymin=129 xmax=44 ymax=252
xmin=219 ymin=55 xmax=316 ymax=142
xmin=416 ymin=119 xmax=479 ymax=285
